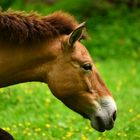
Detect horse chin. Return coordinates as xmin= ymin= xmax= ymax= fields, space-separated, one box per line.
xmin=79 ymin=112 xmax=105 ymax=132
xmin=90 ymin=120 xmax=106 ymax=132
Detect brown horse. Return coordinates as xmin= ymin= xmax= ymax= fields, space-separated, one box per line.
xmin=0 ymin=11 xmax=117 ymax=133
xmin=0 ymin=128 xmax=14 ymax=140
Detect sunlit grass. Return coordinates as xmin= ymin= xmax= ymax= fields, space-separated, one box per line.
xmin=0 ymin=59 xmax=139 ymax=140
xmin=0 ymin=0 xmax=140 ymax=139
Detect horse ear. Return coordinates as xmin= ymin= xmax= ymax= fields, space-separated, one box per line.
xmin=68 ymin=22 xmax=86 ymax=46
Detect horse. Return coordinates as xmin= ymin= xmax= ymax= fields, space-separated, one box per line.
xmin=0 ymin=128 xmax=14 ymax=140
xmin=0 ymin=11 xmax=117 ymax=134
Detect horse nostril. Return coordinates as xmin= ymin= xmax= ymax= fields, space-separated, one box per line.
xmin=112 ymin=111 xmax=117 ymax=121
xmin=96 ymin=116 xmax=101 ymax=122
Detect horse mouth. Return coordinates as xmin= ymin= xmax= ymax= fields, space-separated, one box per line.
xmin=91 ymin=120 xmax=114 ymax=132
xmin=81 ymin=114 xmax=106 ymax=132
xmin=79 ymin=112 xmax=106 ymax=132
xmin=90 ymin=112 xmax=115 ymax=132
xmin=91 ymin=120 xmax=106 ymax=132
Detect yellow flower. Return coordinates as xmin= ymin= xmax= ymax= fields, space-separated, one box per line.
xmin=13 ymin=125 xmax=17 ymax=128
xmin=0 ymin=88 xmax=4 ymax=92
xmin=62 ymin=136 xmax=66 ymax=140
xmin=56 ymin=114 xmax=60 ymax=118
xmin=81 ymin=135 xmax=88 ymax=140
xmin=117 ymin=132 xmax=121 ymax=136
xmin=3 ymin=127 xmax=11 ymax=131
xmin=5 ymin=127 xmax=11 ymax=131
xmin=45 ymin=99 xmax=51 ymax=106
xmin=131 ymin=114 xmax=140 ymax=121
xmin=123 ymin=133 xmax=127 ymax=137
xmin=42 ymin=133 xmax=46 ymax=136
xmin=98 ymin=137 xmax=102 ymax=140
xmin=26 ymin=122 xmax=31 ymax=126
xmin=95 ymin=63 xmax=100 ymax=69
xmin=66 ymin=131 xmax=73 ymax=138
xmin=35 ymin=128 xmax=41 ymax=132
xmin=18 ymin=123 xmax=23 ymax=127
xmin=45 ymin=124 xmax=50 ymax=128
xmin=128 ymin=108 xmax=133 ymax=113
xmin=27 ymin=132 xmax=31 ymax=136
xmin=85 ymin=126 xmax=89 ymax=130
xmin=136 ymin=114 xmax=140 ymax=118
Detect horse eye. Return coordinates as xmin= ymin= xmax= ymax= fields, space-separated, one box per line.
xmin=82 ymin=63 xmax=92 ymax=71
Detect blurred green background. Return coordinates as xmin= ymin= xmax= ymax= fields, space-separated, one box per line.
xmin=0 ymin=0 xmax=140 ymax=140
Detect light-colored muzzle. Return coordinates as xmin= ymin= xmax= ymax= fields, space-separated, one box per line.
xmin=89 ymin=96 xmax=117 ymax=132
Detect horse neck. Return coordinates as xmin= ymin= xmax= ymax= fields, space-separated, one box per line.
xmin=0 ymin=40 xmax=59 ymax=87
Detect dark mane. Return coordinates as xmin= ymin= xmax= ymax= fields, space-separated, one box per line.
xmin=0 ymin=11 xmax=79 ymax=45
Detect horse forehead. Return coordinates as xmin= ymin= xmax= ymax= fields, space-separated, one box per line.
xmin=73 ymin=42 xmax=92 ymax=61
xmin=76 ymin=42 xmax=88 ymax=52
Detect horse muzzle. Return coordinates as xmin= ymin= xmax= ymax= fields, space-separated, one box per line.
xmin=89 ymin=96 xmax=117 ymax=132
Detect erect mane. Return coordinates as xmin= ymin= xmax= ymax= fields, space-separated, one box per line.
xmin=0 ymin=11 xmax=79 ymax=45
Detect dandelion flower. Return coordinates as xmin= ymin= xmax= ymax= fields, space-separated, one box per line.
xmin=66 ymin=131 xmax=73 ymax=138
xmin=35 ymin=128 xmax=41 ymax=132
xmin=128 ymin=108 xmax=133 ymax=113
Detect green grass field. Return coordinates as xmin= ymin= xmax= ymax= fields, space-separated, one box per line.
xmin=0 ymin=1 xmax=140 ymax=139
xmin=0 ymin=59 xmax=139 ymax=140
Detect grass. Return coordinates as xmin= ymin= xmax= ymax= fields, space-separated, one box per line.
xmin=0 ymin=1 xmax=140 ymax=139
xmin=0 ymin=59 xmax=139 ymax=140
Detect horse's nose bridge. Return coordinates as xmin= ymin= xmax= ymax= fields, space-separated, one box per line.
xmin=100 ymin=96 xmax=117 ymax=111
xmin=91 ymin=71 xmax=112 ymax=97
xmin=99 ymin=96 xmax=117 ymax=121
xmin=92 ymin=96 xmax=116 ymax=117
